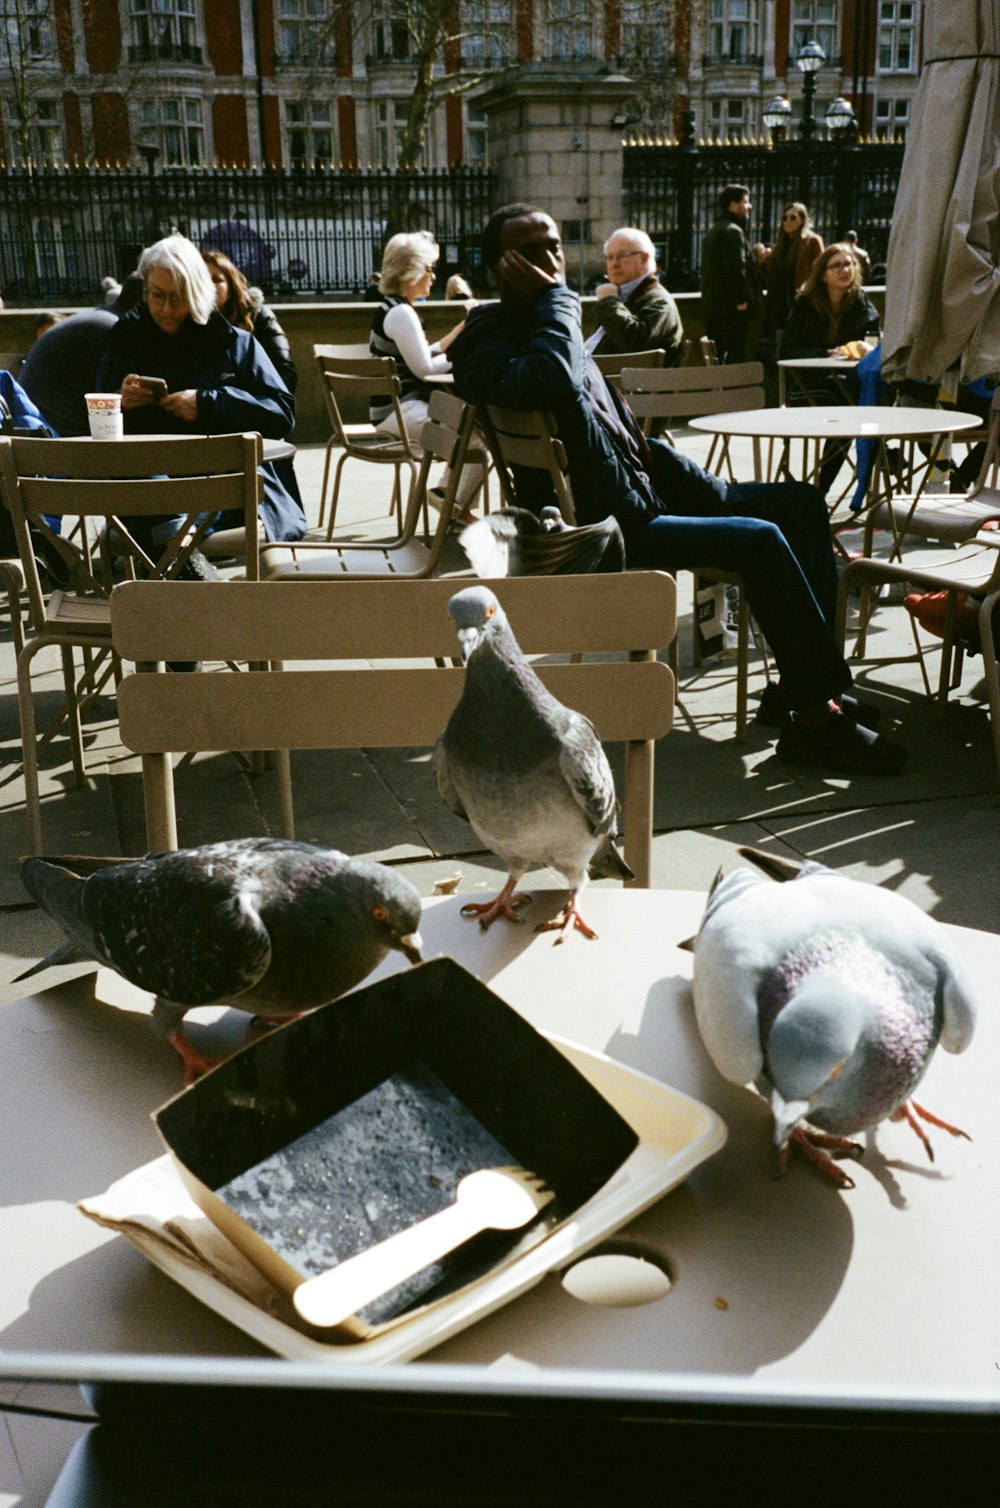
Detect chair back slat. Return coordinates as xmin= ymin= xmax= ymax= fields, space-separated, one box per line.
xmin=111 ymin=574 xmax=677 ymax=879
xmin=482 ymin=406 xmax=575 ymax=522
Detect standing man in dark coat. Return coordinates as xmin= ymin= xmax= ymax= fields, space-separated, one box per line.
xmin=588 ymin=227 xmax=684 ymax=364
xmin=700 ymin=183 xmax=762 ymax=364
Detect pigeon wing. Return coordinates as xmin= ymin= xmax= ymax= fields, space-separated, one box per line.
xmin=433 ymin=733 xmax=467 ymax=820
xmin=80 ymin=855 xmax=272 ymax=1006
xmin=555 ymin=709 xmax=617 ymax=837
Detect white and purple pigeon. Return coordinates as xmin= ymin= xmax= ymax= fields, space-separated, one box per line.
xmin=434 ymin=585 xmax=631 ymax=942
xmin=18 ymin=839 xmax=423 ymax=1083
xmin=690 ymin=851 xmax=977 ymax=1187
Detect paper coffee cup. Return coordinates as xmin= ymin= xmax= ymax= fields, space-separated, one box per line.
xmin=85 ymin=392 xmax=123 ymax=440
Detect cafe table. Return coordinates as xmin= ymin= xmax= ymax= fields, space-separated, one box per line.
xmin=1 ymin=885 xmax=995 ymax=1501
xmin=689 ymin=405 xmax=984 ymax=534
xmin=777 ymin=354 xmax=861 ymax=407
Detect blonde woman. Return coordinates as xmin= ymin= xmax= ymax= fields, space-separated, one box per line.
xmin=370 ymin=230 xmax=483 ymax=515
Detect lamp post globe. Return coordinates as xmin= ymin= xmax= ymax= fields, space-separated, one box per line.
xmin=795 ymin=39 xmax=826 ymax=143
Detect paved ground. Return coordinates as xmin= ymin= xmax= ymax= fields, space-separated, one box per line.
xmin=2 ymin=427 xmax=999 ymax=1009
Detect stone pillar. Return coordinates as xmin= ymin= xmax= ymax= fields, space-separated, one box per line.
xmin=475 ymin=65 xmax=640 ymax=291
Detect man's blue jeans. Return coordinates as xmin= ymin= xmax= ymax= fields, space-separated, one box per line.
xmin=627 ymin=479 xmax=851 ymax=712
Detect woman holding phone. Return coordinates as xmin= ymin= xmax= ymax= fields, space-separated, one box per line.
xmin=98 ymin=233 xmax=305 ymax=546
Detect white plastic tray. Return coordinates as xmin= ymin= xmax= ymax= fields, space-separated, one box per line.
xmin=119 ymin=1035 xmax=726 ymax=1365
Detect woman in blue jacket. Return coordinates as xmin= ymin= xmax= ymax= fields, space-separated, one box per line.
xmin=97 ymin=233 xmax=305 ymax=551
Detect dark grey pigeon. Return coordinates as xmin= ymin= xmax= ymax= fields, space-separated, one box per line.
xmin=691 ymin=851 xmax=977 ymax=1187
xmin=433 ymin=584 xmax=631 ymax=942
xmin=18 ymin=839 xmax=423 ymax=1083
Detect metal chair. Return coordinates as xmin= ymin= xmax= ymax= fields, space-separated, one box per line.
xmin=591 ymin=347 xmax=666 ymax=389
xmin=313 ymin=349 xmax=421 ymax=538
xmin=260 ymin=389 xmax=479 ymax=580
xmin=111 ymin=572 xmax=677 ymax=884
xmin=0 ymin=431 xmax=261 ymax=852
xmin=619 ymin=363 xmax=769 ymax=739
xmin=481 ymin=406 xmax=576 ymax=523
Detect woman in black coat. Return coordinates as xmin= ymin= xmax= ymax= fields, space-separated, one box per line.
xmin=780 ymin=244 xmax=880 ymax=495
xmin=98 ymin=234 xmax=305 ymax=548
xmin=202 ymin=246 xmax=297 ymax=393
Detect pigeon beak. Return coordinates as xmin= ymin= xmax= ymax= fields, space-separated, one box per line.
xmin=456 ymin=626 xmax=481 ymax=663
xmin=771 ymin=1091 xmax=810 ymax=1147
xmin=397 ymin=931 xmax=423 ymax=965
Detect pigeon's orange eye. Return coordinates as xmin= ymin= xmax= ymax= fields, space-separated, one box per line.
xmin=485 ymin=603 xmax=495 ymax=619
xmin=371 ymin=905 xmax=389 ymax=922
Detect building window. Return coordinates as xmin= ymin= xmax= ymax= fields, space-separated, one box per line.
xmin=547 ymin=0 xmax=593 ymax=61
xmin=2 ymin=94 xmax=62 ymax=165
xmin=129 ymin=1 xmax=201 ymax=64
xmin=874 ymin=95 xmax=910 ymax=140
xmin=708 ymin=96 xmax=752 ymax=141
xmin=277 ymin=0 xmax=332 ymax=66
xmin=285 ymin=99 xmax=334 ymax=168
xmin=465 ymin=101 xmax=488 ymax=164
xmin=791 ymin=1 xmax=838 ymax=62
xmin=372 ymin=2 xmax=411 ymax=62
xmin=0 ymin=0 xmax=55 ymax=62
xmin=141 ymin=96 xmax=205 ymax=165
xmin=374 ymin=98 xmax=409 ymax=165
xmin=462 ymin=1 xmax=513 ymax=69
xmin=620 ymin=1 xmax=669 ymax=67
xmin=708 ymin=1 xmax=760 ymax=64
xmin=877 ymin=1 xmax=917 ymax=73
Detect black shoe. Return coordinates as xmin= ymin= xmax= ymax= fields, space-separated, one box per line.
xmin=755 ymin=681 xmax=882 ymax=730
xmin=776 ymin=709 xmax=906 ymax=775
xmin=176 ymin=548 xmax=223 ymax=583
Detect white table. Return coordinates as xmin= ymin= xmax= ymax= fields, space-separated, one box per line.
xmin=0 ymin=887 xmax=996 ymax=1398
xmin=690 ymin=405 xmax=984 ymax=523
xmin=777 ymin=355 xmax=861 ymax=407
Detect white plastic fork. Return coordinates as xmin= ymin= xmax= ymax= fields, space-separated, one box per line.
xmin=292 ymin=1165 xmax=553 ymax=1330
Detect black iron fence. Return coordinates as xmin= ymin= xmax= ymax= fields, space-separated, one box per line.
xmin=624 ymin=138 xmax=905 ymax=290
xmin=0 ymin=164 xmax=497 ymax=304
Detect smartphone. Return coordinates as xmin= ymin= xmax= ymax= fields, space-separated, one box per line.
xmin=137 ymin=376 xmax=168 ymax=400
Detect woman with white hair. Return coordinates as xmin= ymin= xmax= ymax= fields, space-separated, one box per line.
xmin=98 ymin=233 xmax=305 ymax=545
xmin=370 ymin=230 xmax=484 ymax=517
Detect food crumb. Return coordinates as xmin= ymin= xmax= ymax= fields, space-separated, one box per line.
xmin=714 ymin=1296 xmax=729 ymax=1311
xmin=433 ymin=873 xmax=463 ymax=895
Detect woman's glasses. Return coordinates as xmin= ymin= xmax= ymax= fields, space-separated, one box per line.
xmin=782 ymin=213 xmax=801 ymax=223
xmin=147 ymin=286 xmax=186 ymax=308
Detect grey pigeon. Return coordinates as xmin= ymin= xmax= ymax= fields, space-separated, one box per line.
xmin=433 ymin=584 xmax=631 ymax=942
xmin=18 ymin=839 xmax=423 ymax=1083
xmin=691 ymin=852 xmax=977 ymax=1187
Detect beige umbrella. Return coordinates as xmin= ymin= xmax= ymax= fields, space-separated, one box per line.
xmin=881 ymin=0 xmax=1000 ymax=385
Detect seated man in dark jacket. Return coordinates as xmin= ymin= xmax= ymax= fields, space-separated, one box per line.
xmin=449 ymin=203 xmax=904 ymax=776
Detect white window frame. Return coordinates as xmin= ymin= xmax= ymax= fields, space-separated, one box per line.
xmin=791 ymin=0 xmax=839 ymax=62
xmin=547 ymin=0 xmax=593 ymax=62
xmin=709 ymin=0 xmax=761 ymax=65
xmin=874 ymin=94 xmax=910 ymax=140
xmin=0 ymin=0 xmax=56 ymax=63
xmin=876 ymin=1 xmax=918 ymax=75
xmin=285 ymin=97 xmax=335 ymax=168
xmin=140 ymin=94 xmax=206 ymax=166
xmin=277 ymin=0 xmax=333 ymax=67
xmin=461 ymin=0 xmax=513 ymax=69
xmin=707 ymin=95 xmax=753 ymax=141
xmin=619 ymin=1 xmax=670 ymax=67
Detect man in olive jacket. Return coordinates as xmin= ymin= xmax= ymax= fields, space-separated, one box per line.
xmin=588 ymin=227 xmax=683 ymax=364
xmin=700 ymin=183 xmax=762 ymax=363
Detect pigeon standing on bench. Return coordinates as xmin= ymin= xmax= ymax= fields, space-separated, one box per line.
xmin=434 ymin=584 xmax=631 ymax=942
xmin=690 ymin=850 xmax=977 ymax=1188
xmin=18 ymin=839 xmax=423 ymax=1083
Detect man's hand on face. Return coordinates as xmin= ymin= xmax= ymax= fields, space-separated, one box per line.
xmin=594 ymin=282 xmax=619 ymax=300
xmin=497 ymin=248 xmax=560 ymax=303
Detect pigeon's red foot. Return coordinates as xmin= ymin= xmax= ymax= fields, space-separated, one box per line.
xmin=461 ymin=878 xmax=532 ymax=930
xmin=170 ymin=1031 xmax=224 ymax=1086
xmin=777 ymin=1126 xmax=864 ymax=1189
xmin=535 ymin=896 xmax=598 ymax=944
xmin=252 ymin=1010 xmax=305 ymax=1029
xmin=890 ymin=1099 xmax=971 ymax=1163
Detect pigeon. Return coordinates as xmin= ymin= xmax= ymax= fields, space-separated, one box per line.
xmin=18 ymin=839 xmax=423 ymax=1083
xmin=459 ymin=507 xmax=625 ymax=578
xmin=690 ymin=850 xmax=977 ymax=1188
xmin=433 ymin=584 xmax=632 ymax=942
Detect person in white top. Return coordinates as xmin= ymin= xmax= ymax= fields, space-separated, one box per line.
xmin=370 ymin=231 xmax=484 ymax=516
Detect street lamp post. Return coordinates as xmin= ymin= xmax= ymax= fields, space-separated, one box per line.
xmin=762 ymin=95 xmax=792 ymax=144
xmin=826 ymin=97 xmax=859 ymax=239
xmin=795 ymin=40 xmax=826 ymax=143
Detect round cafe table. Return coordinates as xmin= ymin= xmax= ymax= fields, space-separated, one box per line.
xmin=776 ymin=355 xmax=861 ymax=407
xmin=689 ymin=405 xmax=984 ymax=528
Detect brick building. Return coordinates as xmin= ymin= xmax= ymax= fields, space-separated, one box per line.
xmin=1 ymin=2 xmax=923 ymax=172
